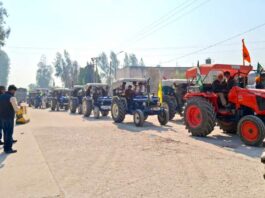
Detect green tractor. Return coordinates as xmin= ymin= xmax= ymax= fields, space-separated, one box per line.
xmin=162 ymin=79 xmax=188 ymax=120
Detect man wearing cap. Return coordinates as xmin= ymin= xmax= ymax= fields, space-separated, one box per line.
xmin=0 ymin=85 xmax=19 ymax=154
xmin=212 ymin=73 xmax=227 ymax=107
xmin=0 ymin=86 xmax=6 ymax=145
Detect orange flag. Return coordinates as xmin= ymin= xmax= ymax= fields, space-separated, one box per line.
xmin=242 ymin=39 xmax=251 ymax=64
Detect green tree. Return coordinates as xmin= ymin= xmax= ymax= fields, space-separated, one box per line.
xmin=53 ymin=50 xmax=79 ymax=88
xmin=0 ymin=1 xmax=10 ymax=47
xmin=129 ymin=54 xmax=138 ymax=66
xmin=139 ymin=58 xmax=145 ymax=67
xmin=98 ymin=52 xmax=110 ymax=83
xmin=36 ymin=55 xmax=53 ymax=88
xmin=78 ymin=62 xmax=101 ymax=84
xmin=0 ymin=49 xmax=10 ymax=86
xmin=123 ymin=53 xmax=129 ymax=67
xmin=110 ymin=51 xmax=120 ymax=80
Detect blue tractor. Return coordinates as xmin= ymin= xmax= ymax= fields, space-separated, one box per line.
xmin=82 ymin=83 xmax=112 ymax=119
xmin=111 ymin=78 xmax=169 ymax=127
xmin=50 ymin=88 xmax=70 ymax=111
xmin=162 ymin=79 xmax=188 ymax=120
xmin=69 ymin=85 xmax=84 ymax=114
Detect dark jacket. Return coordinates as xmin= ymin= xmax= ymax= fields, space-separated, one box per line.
xmin=0 ymin=92 xmax=15 ymax=120
xmin=212 ymin=80 xmax=226 ymax=93
xmin=256 ymin=82 xmax=265 ymax=89
xmin=226 ymin=77 xmax=236 ymax=91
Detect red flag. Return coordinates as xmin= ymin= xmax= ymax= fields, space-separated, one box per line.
xmin=242 ymin=39 xmax=251 ymax=64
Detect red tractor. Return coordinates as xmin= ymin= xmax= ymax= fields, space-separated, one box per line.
xmin=184 ymin=64 xmax=265 ymax=147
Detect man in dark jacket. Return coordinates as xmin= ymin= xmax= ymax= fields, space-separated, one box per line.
xmin=224 ymin=71 xmax=236 ymax=92
xmin=0 ymin=85 xmax=19 ymax=154
xmin=256 ymin=73 xmax=265 ymax=89
xmin=0 ymin=86 xmax=6 ymax=145
xmin=212 ymin=73 xmax=227 ymax=107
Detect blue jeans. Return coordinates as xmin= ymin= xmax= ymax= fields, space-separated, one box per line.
xmin=1 ymin=119 xmax=14 ymax=151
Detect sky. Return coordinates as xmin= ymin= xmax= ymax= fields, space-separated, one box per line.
xmin=1 ymin=0 xmax=265 ymax=87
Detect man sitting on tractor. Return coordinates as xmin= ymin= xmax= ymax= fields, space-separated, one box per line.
xmin=212 ymin=73 xmax=227 ymax=107
xmin=125 ymin=85 xmax=135 ymax=99
xmin=256 ymin=72 xmax=265 ymax=89
xmin=224 ymin=71 xmax=236 ymax=91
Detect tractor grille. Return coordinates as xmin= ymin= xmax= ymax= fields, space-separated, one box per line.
xmin=256 ymin=96 xmax=265 ymax=111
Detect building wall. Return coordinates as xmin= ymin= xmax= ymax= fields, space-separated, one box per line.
xmin=116 ymin=66 xmax=190 ymax=94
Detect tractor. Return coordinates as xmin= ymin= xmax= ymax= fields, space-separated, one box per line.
xmin=111 ymin=78 xmax=169 ymax=127
xmin=69 ymin=85 xmax=84 ymax=114
xmin=82 ymin=83 xmax=112 ymax=119
xmin=27 ymin=91 xmax=38 ymax=107
xmin=162 ymin=79 xmax=188 ymax=120
xmin=50 ymin=88 xmax=70 ymax=111
xmin=183 ymin=63 xmax=265 ymax=147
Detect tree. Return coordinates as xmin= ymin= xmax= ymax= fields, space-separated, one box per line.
xmin=129 ymin=54 xmax=138 ymax=66
xmin=98 ymin=52 xmax=110 ymax=83
xmin=0 ymin=1 xmax=10 ymax=47
xmin=36 ymin=55 xmax=53 ymax=88
xmin=0 ymin=49 xmax=10 ymax=86
xmin=78 ymin=62 xmax=101 ymax=84
xmin=110 ymin=51 xmax=120 ymax=80
xmin=139 ymin=58 xmax=145 ymax=67
xmin=123 ymin=53 xmax=129 ymax=67
xmin=53 ymin=50 xmax=79 ymax=88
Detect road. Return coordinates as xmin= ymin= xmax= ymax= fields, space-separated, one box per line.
xmin=0 ymin=108 xmax=265 ymax=198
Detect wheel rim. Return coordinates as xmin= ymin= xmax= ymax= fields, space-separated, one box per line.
xmin=134 ymin=112 xmax=140 ymax=124
xmin=241 ymin=121 xmax=259 ymax=142
xmin=112 ymin=103 xmax=119 ymax=118
xmin=186 ymin=105 xmax=202 ymax=128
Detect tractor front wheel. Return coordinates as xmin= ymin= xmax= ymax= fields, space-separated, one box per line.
xmin=93 ymin=106 xmax=100 ymax=119
xmin=70 ymin=99 xmax=77 ymax=114
xmin=184 ymin=97 xmax=216 ymax=137
xmin=162 ymin=95 xmax=176 ymax=120
xmin=134 ymin=110 xmax=145 ymax=127
xmin=158 ymin=109 xmax=169 ymax=125
xmin=83 ymin=99 xmax=93 ymax=117
xmin=238 ymin=115 xmax=265 ymax=147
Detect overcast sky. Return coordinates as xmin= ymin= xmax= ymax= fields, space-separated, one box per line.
xmin=2 ymin=0 xmax=265 ymax=87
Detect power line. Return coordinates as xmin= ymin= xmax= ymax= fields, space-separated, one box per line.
xmin=162 ymin=22 xmax=265 ymax=64
xmin=127 ymin=0 xmax=211 ymax=45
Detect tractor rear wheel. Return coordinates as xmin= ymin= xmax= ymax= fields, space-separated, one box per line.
xmin=111 ymin=97 xmax=126 ymax=123
xmin=162 ymin=95 xmax=176 ymax=120
xmin=134 ymin=110 xmax=145 ymax=127
xmin=184 ymin=97 xmax=216 ymax=137
xmin=238 ymin=115 xmax=265 ymax=146
xmin=101 ymin=110 xmax=109 ymax=117
xmin=83 ymin=99 xmax=93 ymax=117
xmin=158 ymin=109 xmax=169 ymax=125
xmin=217 ymin=120 xmax=237 ymax=134
xmin=70 ymin=99 xmax=77 ymax=114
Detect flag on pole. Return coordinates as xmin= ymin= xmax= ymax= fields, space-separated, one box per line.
xmin=242 ymin=39 xmax=251 ymax=64
xmin=196 ymin=61 xmax=203 ymax=90
xmin=158 ymin=80 xmax=163 ymax=104
xmin=257 ymin=62 xmax=264 ymax=76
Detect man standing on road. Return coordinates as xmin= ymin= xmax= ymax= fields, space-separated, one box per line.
xmin=0 ymin=85 xmax=19 ymax=154
xmin=0 ymin=86 xmax=6 ymax=145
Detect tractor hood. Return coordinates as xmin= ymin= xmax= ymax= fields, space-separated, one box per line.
xmin=247 ymin=88 xmax=265 ymax=97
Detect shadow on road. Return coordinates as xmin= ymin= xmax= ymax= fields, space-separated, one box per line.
xmin=0 ymin=151 xmax=8 ymax=169
xmin=115 ymin=121 xmax=171 ymax=133
xmin=82 ymin=116 xmax=112 ymax=121
xmin=192 ymin=133 xmax=264 ymax=159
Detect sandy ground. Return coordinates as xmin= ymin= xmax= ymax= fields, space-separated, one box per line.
xmin=1 ymin=108 xmax=265 ymax=198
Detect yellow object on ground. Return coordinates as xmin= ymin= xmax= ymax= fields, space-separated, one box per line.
xmin=16 ymin=103 xmax=30 ymax=124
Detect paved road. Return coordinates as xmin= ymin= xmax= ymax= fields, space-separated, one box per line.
xmin=1 ymin=109 xmax=265 ymax=198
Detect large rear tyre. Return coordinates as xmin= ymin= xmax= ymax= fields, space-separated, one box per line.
xmin=217 ymin=120 xmax=237 ymax=134
xmin=111 ymin=97 xmax=126 ymax=123
xmin=158 ymin=109 xmax=169 ymax=125
xmin=238 ymin=115 xmax=265 ymax=147
xmin=162 ymin=95 xmax=176 ymax=120
xmin=83 ymin=99 xmax=93 ymax=117
xmin=70 ymin=99 xmax=77 ymax=114
xmin=184 ymin=97 xmax=216 ymax=137
xmin=51 ymin=99 xmax=56 ymax=111
xmin=134 ymin=110 xmax=145 ymax=127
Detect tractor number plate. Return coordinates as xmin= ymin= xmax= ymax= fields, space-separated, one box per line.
xmin=151 ymin=107 xmax=160 ymax=111
xmin=101 ymin=106 xmax=111 ymax=110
